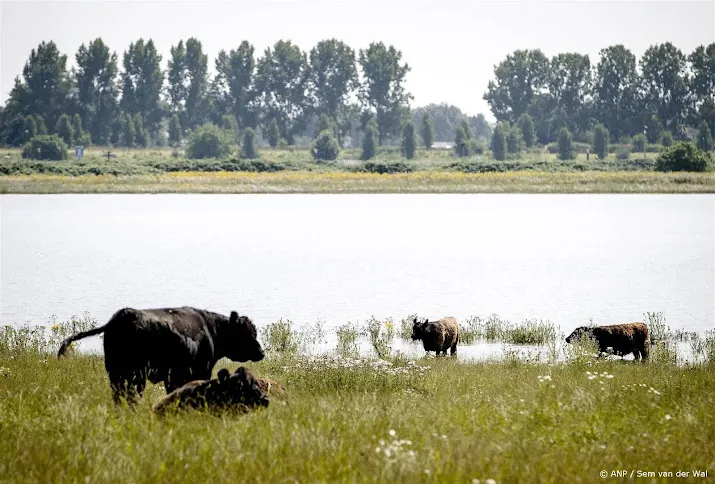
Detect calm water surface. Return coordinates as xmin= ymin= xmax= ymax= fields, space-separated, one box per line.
xmin=1 ymin=194 xmax=713 ymax=357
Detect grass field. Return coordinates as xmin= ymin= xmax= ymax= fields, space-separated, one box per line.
xmin=1 ymin=319 xmax=714 ymax=483
xmin=3 ymin=146 xmax=712 ymax=194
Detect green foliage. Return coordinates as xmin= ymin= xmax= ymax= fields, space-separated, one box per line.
xmin=168 ymin=38 xmax=209 ymax=131
xmin=72 ymin=114 xmax=84 ymax=143
xmin=660 ymin=131 xmax=674 ymax=147
xmin=75 ymin=38 xmax=119 ymax=144
xmin=308 ymin=39 xmax=358 ymax=131
xmin=267 ymin=118 xmax=281 ymax=148
xmin=593 ymin=123 xmax=609 ymax=159
xmin=506 ymin=126 xmax=522 ymax=154
xmin=24 ymin=115 xmax=38 ymax=142
xmin=120 ymin=39 xmax=164 ymax=138
xmin=312 ymin=129 xmax=340 ymax=161
xmin=221 ymin=114 xmax=239 ymax=142
xmin=261 ymin=318 xmax=300 ymax=354
xmin=315 ymin=113 xmax=338 ymax=139
xmin=335 ymin=323 xmax=360 ymax=357
xmin=364 ymin=316 xmax=394 ymax=359
xmin=361 ymin=120 xmax=378 ymax=160
xmin=21 ymin=135 xmax=68 ymax=160
xmin=185 ymin=123 xmax=233 ymax=159
xmin=697 ymin=120 xmax=713 ymax=152
xmin=645 ymin=114 xmax=663 ymax=144
xmin=656 ymin=141 xmax=712 ymax=172
xmin=640 ymin=43 xmax=689 ymax=136
xmin=491 ymin=124 xmax=507 ymax=161
xmin=240 ymin=127 xmax=258 ymax=159
xmin=400 ymin=121 xmax=416 ymax=159
xmin=454 ymin=124 xmax=470 ymax=157
xmin=518 ymin=114 xmax=536 ymax=147
xmin=557 ymin=127 xmax=574 ymax=160
xmin=420 ymin=113 xmax=434 ymax=149
xmin=55 ymin=114 xmax=74 ymax=146
xmin=361 ymin=160 xmax=412 ymax=174
xmin=133 ymin=114 xmax=148 ymax=147
xmin=34 ymin=115 xmax=48 ymax=135
xmin=168 ymin=115 xmax=182 ymax=147
xmin=632 ymin=133 xmax=646 ymax=153
xmin=615 ymin=147 xmax=631 ymax=160
xmin=120 ymin=114 xmax=135 ymax=148
xmin=213 ymin=41 xmax=258 ymax=130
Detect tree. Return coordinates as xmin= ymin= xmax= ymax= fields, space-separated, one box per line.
xmin=483 ymin=49 xmax=550 ymax=123
xmin=75 ymin=38 xmax=120 ymax=144
xmin=469 ymin=114 xmax=492 ymax=142
xmin=167 ymin=38 xmax=209 ymax=131
xmin=593 ymin=45 xmax=640 ymax=140
xmin=645 ymin=114 xmax=663 ymax=144
xmin=359 ymin=42 xmax=413 ymax=144
xmin=688 ymin=44 xmax=715 ymax=101
xmin=660 ymin=131 xmax=674 ymax=147
xmin=698 ymin=120 xmax=714 ymax=152
xmin=557 ymin=127 xmax=574 ymax=160
xmin=420 ymin=113 xmax=434 ymax=149
xmin=361 ymin=119 xmax=378 ymax=160
xmin=313 ymin=130 xmax=340 ymax=161
xmin=593 ymin=123 xmax=609 ymax=159
xmin=548 ymin=53 xmax=592 ymax=137
xmin=211 ymin=41 xmax=259 ymax=130
xmin=315 ymin=113 xmax=338 ymax=139
xmin=71 ymin=113 xmax=84 ymax=143
xmin=4 ymin=41 xmax=70 ymax=131
xmin=133 ymin=114 xmax=148 ymax=147
xmin=518 ymin=114 xmax=536 ymax=148
xmin=168 ymin=114 xmax=181 ymax=147
xmin=255 ymin=40 xmax=310 ymax=145
xmin=401 ymin=121 xmax=416 ymax=159
xmin=55 ymin=114 xmax=74 ymax=146
xmin=506 ymin=126 xmax=522 ymax=154
xmin=120 ymin=113 xmax=135 ymax=147
xmin=24 ymin=115 xmax=37 ymax=142
xmin=240 ymin=127 xmax=258 ymax=159
xmin=491 ymin=124 xmax=507 ymax=161
xmin=640 ymin=43 xmax=689 ymax=136
xmin=308 ymin=39 xmax=358 ymax=140
xmin=185 ymin=123 xmax=233 ymax=159
xmin=221 ymin=114 xmax=239 ymax=142
xmin=454 ymin=123 xmax=470 ymax=157
xmin=632 ymin=133 xmax=646 ymax=153
xmin=35 ymin=115 xmax=48 ymax=135
xmin=120 ymin=39 xmax=165 ymax=139
xmin=266 ymin=118 xmax=281 ymax=148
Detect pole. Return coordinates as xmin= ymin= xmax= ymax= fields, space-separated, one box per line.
xmin=643 ymin=125 xmax=647 ymax=160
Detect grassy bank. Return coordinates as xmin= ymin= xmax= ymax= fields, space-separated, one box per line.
xmin=1 ymin=317 xmax=714 ymax=482
xmin=1 ymin=170 xmax=714 ymax=194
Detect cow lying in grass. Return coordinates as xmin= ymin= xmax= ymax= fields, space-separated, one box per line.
xmin=57 ymin=306 xmax=265 ymax=404
xmin=565 ymin=322 xmax=649 ymax=361
xmin=153 ymin=366 xmax=270 ymax=416
xmin=411 ymin=316 xmax=460 ymax=356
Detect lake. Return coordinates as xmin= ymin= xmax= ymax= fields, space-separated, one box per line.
xmin=1 ymin=194 xmax=713 ymax=359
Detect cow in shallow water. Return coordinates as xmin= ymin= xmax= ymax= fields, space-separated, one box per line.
xmin=411 ymin=316 xmax=460 ymax=356
xmin=57 ymin=307 xmax=265 ymax=404
xmin=565 ymin=322 xmax=649 ymax=361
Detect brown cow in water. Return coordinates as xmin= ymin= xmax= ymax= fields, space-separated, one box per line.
xmin=411 ymin=316 xmax=460 ymax=356
xmin=57 ymin=307 xmax=265 ymax=404
xmin=566 ymin=322 xmax=649 ymax=361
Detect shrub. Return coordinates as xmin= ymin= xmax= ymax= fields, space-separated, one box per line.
xmin=468 ymin=139 xmax=485 ymax=155
xmin=55 ymin=114 xmax=74 ymax=146
xmin=400 ymin=121 xmax=416 ymax=159
xmin=72 ymin=114 xmax=84 ymax=143
xmin=557 ymin=127 xmax=574 ymax=160
xmin=240 ymin=127 xmax=258 ymax=159
xmin=632 ymin=133 xmax=646 ymax=153
xmin=21 ymin=135 xmax=68 ymax=160
xmin=168 ymin=115 xmax=182 ymax=147
xmin=615 ymin=147 xmax=630 ymax=160
xmin=120 ymin=114 xmax=135 ymax=147
xmin=362 ymin=160 xmax=412 ymax=174
xmin=697 ymin=120 xmax=714 ymax=152
xmin=261 ymin=318 xmax=300 ymax=354
xmin=221 ymin=114 xmax=239 ymax=143
xmin=133 ymin=114 xmax=148 ymax=147
xmin=24 ymin=115 xmax=37 ymax=141
xmin=361 ymin=121 xmax=378 ymax=160
xmin=593 ymin=123 xmax=609 ymax=160
xmin=454 ymin=124 xmax=469 ymax=157
xmin=186 ymin=123 xmax=233 ymax=159
xmin=491 ymin=124 xmax=507 ymax=161
xmin=267 ymin=119 xmax=281 ymax=148
xmin=316 ymin=113 xmax=338 ymax=139
xmin=421 ymin=113 xmax=434 ymax=150
xmin=660 ymin=131 xmax=674 ymax=147
xmin=506 ymin=127 xmax=522 ymax=154
xmin=312 ymin=129 xmax=340 ymax=161
xmin=655 ymin=141 xmax=712 ymax=172
xmin=518 ymin=114 xmax=536 ymax=148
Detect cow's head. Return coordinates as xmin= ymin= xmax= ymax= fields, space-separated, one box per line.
xmin=566 ymin=326 xmax=593 ymax=344
xmin=411 ymin=317 xmax=429 ymax=341
xmin=224 ymin=366 xmax=270 ymax=408
xmin=225 ymin=311 xmax=265 ymax=362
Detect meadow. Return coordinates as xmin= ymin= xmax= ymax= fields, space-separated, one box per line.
xmin=2 ymin=146 xmax=713 ymax=194
xmin=1 ymin=315 xmax=714 ymax=483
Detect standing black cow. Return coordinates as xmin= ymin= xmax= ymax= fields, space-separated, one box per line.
xmin=57 ymin=307 xmax=265 ymax=404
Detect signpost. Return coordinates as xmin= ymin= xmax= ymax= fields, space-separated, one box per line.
xmin=75 ymin=146 xmax=84 ymax=160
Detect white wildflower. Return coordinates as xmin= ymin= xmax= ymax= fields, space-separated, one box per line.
xmin=664 ymin=414 xmax=672 ymax=421
xmin=388 ymin=429 xmax=396 ymax=437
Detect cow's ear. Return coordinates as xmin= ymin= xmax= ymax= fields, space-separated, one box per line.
xmin=412 ymin=316 xmax=418 ymax=325
xmin=230 ymin=311 xmax=239 ymax=324
xmin=218 ymin=369 xmax=230 ymax=382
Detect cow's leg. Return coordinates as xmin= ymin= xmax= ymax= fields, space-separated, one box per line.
xmin=450 ymin=343 xmax=458 ymax=356
xmin=128 ymin=370 xmax=146 ymax=405
xmin=109 ymin=372 xmax=131 ymax=405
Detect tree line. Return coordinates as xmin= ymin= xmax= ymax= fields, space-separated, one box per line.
xmin=484 ymin=43 xmax=715 ymax=146
xmin=0 ymin=38 xmax=413 ymax=148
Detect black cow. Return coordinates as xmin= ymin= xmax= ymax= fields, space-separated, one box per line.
xmin=57 ymin=307 xmax=265 ymax=404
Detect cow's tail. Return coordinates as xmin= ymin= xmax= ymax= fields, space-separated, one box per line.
xmin=57 ymin=324 xmax=108 ymax=358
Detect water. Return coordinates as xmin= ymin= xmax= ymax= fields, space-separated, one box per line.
xmin=1 ymin=194 xmax=713 ymax=360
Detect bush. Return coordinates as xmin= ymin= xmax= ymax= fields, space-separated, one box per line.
xmin=168 ymin=115 xmax=182 ymax=147
xmin=697 ymin=120 xmax=714 ymax=152
xmin=55 ymin=114 xmax=74 ymax=146
xmin=362 ymin=160 xmax=413 ymax=174
xmin=557 ymin=127 xmax=574 ymax=160
xmin=632 ymin=133 xmax=646 ymax=153
xmin=240 ymin=128 xmax=258 ymax=159
xmin=316 ymin=114 xmax=338 ymax=139
xmin=655 ymin=141 xmax=712 ymax=172
xmin=468 ymin=139 xmax=485 ymax=155
xmin=506 ymin=127 xmax=522 ymax=154
xmin=267 ymin=119 xmax=281 ymax=148
xmin=518 ymin=114 xmax=536 ymax=148
xmin=491 ymin=124 xmax=507 ymax=161
xmin=400 ymin=121 xmax=416 ymax=159
xmin=593 ymin=123 xmax=609 ymax=160
xmin=615 ymin=147 xmax=630 ymax=160
xmin=660 ymin=131 xmax=674 ymax=147
xmin=312 ymin=129 xmax=340 ymax=161
xmin=21 ymin=135 xmax=68 ymax=160
xmin=361 ymin=122 xmax=378 ymax=160
xmin=421 ymin=113 xmax=434 ymax=150
xmin=186 ymin=123 xmax=233 ymax=159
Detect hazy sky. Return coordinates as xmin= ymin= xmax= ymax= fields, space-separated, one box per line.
xmin=1 ymin=0 xmax=713 ymax=120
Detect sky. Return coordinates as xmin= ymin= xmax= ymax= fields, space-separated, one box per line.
xmin=0 ymin=0 xmax=713 ymax=121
